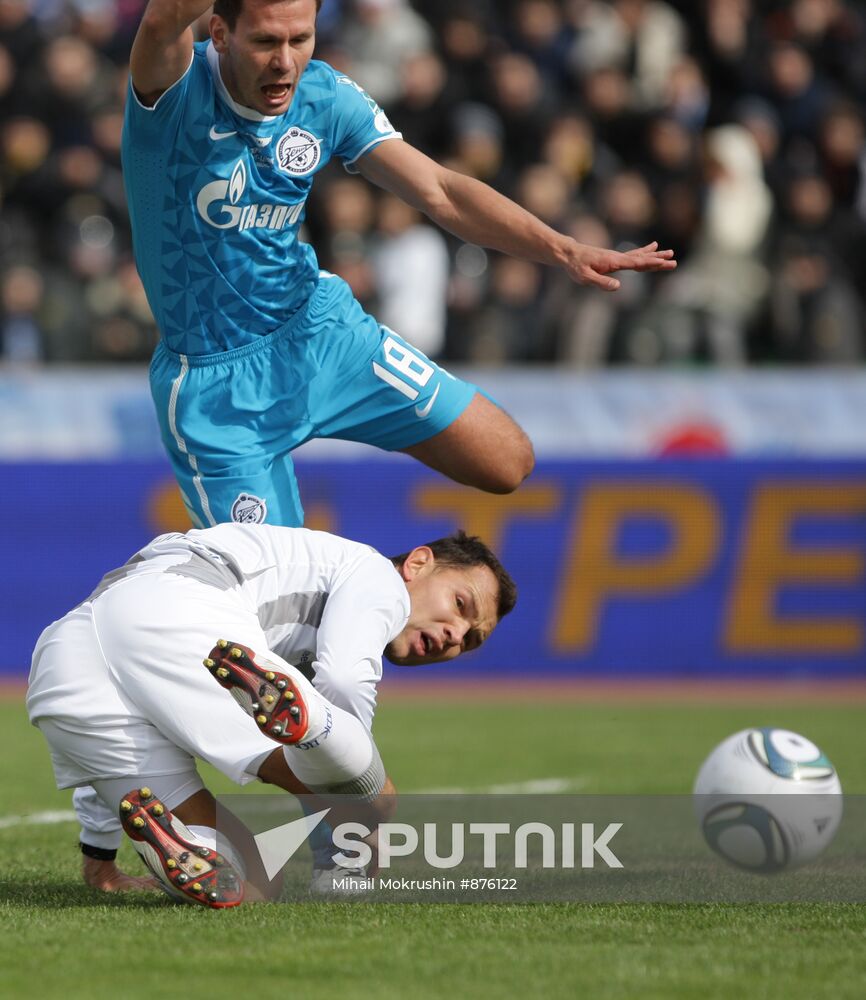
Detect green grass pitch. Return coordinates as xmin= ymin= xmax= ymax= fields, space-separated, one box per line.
xmin=2 ymin=692 xmax=865 ymax=999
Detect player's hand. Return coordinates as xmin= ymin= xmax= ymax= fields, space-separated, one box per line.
xmin=564 ymin=241 xmax=677 ymax=292
xmin=82 ymin=855 xmax=161 ymax=893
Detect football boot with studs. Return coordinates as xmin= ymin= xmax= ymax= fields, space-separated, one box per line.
xmin=119 ymin=787 xmax=243 ymax=909
xmin=203 ymin=640 xmax=310 ymax=744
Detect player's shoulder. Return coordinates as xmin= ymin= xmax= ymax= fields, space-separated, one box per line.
xmin=205 ymin=523 xmax=372 ymax=562
xmin=289 ymin=528 xmax=400 ymax=582
xmin=297 ymin=59 xmax=340 ymax=96
xmin=124 ymin=39 xmax=211 ymax=131
xmin=168 ymin=39 xmax=210 ymax=84
xmin=301 ymin=61 xmax=372 ymax=104
xmin=291 ymin=526 xmax=384 ymax=564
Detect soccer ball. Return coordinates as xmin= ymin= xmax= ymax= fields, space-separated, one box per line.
xmin=693 ymin=728 xmax=843 ymax=873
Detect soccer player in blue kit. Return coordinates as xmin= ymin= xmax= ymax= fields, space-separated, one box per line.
xmin=73 ymin=0 xmax=677 ymax=894
xmin=124 ymin=0 xmax=676 ymax=529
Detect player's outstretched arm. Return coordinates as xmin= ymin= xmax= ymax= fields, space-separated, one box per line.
xmin=356 ymin=140 xmax=676 ymax=292
xmin=130 ymin=0 xmax=213 ymax=106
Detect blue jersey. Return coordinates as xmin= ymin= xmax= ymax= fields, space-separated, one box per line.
xmin=122 ymin=41 xmax=401 ymax=355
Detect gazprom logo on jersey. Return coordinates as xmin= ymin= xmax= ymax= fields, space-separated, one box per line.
xmin=196 ymin=160 xmax=305 ymax=232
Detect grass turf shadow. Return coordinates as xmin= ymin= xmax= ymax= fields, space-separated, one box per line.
xmin=0 ymin=877 xmax=171 ymax=909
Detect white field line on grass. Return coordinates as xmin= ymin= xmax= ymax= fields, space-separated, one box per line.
xmin=0 ymin=809 xmax=78 ymax=830
xmin=413 ymin=777 xmax=587 ymax=795
xmin=0 ymin=777 xmax=587 ymax=830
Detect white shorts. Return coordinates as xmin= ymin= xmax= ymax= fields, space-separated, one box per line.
xmin=27 ymin=570 xmax=377 ymax=793
xmin=27 ymin=572 xmax=281 ymax=788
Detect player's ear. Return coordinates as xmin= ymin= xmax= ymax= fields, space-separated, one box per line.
xmin=210 ymin=14 xmax=230 ymax=53
xmin=400 ymin=546 xmax=434 ymax=582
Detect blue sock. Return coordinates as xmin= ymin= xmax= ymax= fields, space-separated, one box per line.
xmin=300 ymin=796 xmax=337 ymax=868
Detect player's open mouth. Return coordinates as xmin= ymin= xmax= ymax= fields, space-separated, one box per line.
xmin=416 ymin=632 xmax=433 ymax=657
xmin=261 ymin=84 xmax=290 ymax=104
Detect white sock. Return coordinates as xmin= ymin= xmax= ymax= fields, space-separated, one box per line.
xmin=282 ymin=698 xmax=374 ymax=789
xmin=187 ymin=823 xmax=247 ymax=879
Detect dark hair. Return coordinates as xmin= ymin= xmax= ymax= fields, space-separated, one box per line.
xmin=391 ymin=531 xmax=517 ymax=621
xmin=213 ymin=0 xmax=323 ymax=30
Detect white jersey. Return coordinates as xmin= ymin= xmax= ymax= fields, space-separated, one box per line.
xmin=84 ymin=524 xmax=409 ymax=731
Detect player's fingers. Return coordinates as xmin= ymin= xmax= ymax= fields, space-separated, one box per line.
xmin=626 ymin=247 xmax=675 ymax=261
xmin=581 ymin=267 xmax=621 ymax=291
xmin=632 ymin=242 xmax=677 ymax=259
xmin=625 ymin=252 xmax=677 ymax=271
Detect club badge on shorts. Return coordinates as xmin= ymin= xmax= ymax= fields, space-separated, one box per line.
xmin=231 ymin=492 xmax=268 ymax=524
xmin=276 ymin=127 xmax=321 ymax=176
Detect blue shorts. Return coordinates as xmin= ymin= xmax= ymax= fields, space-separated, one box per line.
xmin=149 ymin=273 xmax=477 ymax=527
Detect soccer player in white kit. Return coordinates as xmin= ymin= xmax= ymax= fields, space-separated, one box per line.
xmin=27 ymin=524 xmax=514 ymax=906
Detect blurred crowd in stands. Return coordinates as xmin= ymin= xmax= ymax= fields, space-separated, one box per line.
xmin=1 ymin=0 xmax=865 ymax=366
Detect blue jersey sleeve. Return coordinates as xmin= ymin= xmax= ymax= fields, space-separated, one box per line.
xmin=124 ymin=52 xmax=200 ymax=148
xmin=329 ymin=72 xmax=402 ymax=168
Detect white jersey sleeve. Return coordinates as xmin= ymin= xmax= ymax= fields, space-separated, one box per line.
xmin=310 ymin=552 xmax=409 ymax=732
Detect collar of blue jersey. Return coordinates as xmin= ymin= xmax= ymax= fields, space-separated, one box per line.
xmin=206 ymin=40 xmax=279 ymax=124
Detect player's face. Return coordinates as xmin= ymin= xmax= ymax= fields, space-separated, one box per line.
xmin=385 ymin=550 xmax=500 ymax=666
xmin=211 ymin=0 xmax=317 ymax=116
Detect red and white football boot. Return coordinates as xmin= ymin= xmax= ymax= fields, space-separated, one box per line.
xmin=203 ymin=639 xmax=310 ymax=744
xmin=119 ymin=787 xmax=244 ymax=909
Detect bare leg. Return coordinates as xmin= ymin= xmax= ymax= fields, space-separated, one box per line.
xmin=171 ymin=788 xmax=276 ymax=901
xmin=401 ymin=392 xmax=534 ymax=493
xmin=168 ymin=749 xmax=396 ymax=890
xmin=257 ymin=748 xmax=397 ymax=827
xmin=258 ymin=748 xmax=396 ymax=874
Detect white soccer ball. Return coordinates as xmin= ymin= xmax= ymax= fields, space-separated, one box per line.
xmin=693 ymin=728 xmax=843 ymax=873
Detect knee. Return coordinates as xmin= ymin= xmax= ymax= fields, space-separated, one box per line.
xmin=481 ymin=433 xmax=535 ymax=493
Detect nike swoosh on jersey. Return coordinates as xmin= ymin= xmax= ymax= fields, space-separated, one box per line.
xmin=414 ymin=383 xmax=441 ymax=419
xmin=209 ymin=126 xmax=238 ymax=141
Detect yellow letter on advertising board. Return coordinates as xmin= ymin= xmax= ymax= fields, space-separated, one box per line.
xmin=726 ymin=483 xmax=866 ymax=652
xmin=414 ymin=484 xmax=561 ymax=552
xmin=147 ymin=480 xmax=193 ymax=533
xmin=553 ymin=484 xmax=719 ymax=652
xmin=147 ymin=483 xmax=337 ymax=534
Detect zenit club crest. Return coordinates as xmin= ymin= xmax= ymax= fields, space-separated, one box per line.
xmin=276 ymin=127 xmax=321 ymax=176
xmin=231 ymin=492 xmax=268 ymax=524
